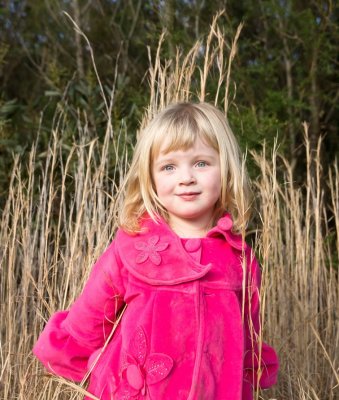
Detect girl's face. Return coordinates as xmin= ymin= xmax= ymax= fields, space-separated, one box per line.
xmin=152 ymin=138 xmax=221 ymax=237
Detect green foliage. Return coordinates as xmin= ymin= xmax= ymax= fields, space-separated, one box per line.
xmin=0 ymin=0 xmax=338 ymax=206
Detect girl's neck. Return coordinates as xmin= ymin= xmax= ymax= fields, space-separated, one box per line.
xmin=168 ymin=216 xmax=214 ymax=238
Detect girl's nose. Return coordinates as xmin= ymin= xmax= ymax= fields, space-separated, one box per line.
xmin=179 ymin=168 xmax=196 ymax=185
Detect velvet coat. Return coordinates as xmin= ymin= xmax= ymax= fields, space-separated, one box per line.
xmin=33 ymin=214 xmax=279 ymax=400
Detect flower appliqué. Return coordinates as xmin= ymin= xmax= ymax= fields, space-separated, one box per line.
xmin=116 ymin=326 xmax=173 ymax=399
xmin=134 ymin=235 xmax=169 ymax=266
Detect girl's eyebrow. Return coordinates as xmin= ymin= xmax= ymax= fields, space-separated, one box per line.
xmin=153 ymin=157 xmax=176 ymax=166
xmin=154 ymin=153 xmax=217 ymax=166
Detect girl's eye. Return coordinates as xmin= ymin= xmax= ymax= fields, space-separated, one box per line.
xmin=162 ymin=165 xmax=174 ymax=171
xmin=196 ymin=161 xmax=207 ymax=168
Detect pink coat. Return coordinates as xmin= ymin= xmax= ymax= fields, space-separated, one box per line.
xmin=33 ymin=214 xmax=279 ymax=400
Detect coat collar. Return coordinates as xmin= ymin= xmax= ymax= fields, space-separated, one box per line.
xmin=115 ymin=214 xmax=246 ymax=286
xmin=206 ymin=214 xmax=247 ymax=251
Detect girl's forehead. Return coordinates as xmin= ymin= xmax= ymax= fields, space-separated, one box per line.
xmin=157 ymin=136 xmax=217 ymax=156
xmin=151 ymin=127 xmax=218 ymax=160
xmin=152 ymin=139 xmax=220 ymax=169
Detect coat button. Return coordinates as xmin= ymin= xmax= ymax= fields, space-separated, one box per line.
xmin=184 ymin=238 xmax=202 ymax=252
xmin=217 ymin=214 xmax=233 ymax=231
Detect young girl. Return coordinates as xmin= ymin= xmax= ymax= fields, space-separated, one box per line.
xmin=33 ymin=102 xmax=279 ymax=400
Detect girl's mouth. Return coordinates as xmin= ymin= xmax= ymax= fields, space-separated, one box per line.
xmin=177 ymin=192 xmax=201 ymax=200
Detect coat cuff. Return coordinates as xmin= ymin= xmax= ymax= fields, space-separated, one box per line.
xmin=33 ymin=311 xmax=96 ymax=382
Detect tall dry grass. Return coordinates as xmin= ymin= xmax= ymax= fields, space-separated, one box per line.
xmin=1 ymin=13 xmax=338 ymax=400
xmin=253 ymin=131 xmax=339 ymax=399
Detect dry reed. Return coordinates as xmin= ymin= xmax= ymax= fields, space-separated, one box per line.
xmin=1 ymin=13 xmax=338 ymax=400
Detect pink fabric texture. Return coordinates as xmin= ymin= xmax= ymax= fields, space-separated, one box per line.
xmin=33 ymin=214 xmax=279 ymax=399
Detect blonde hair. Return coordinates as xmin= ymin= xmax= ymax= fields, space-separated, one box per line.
xmin=118 ymin=102 xmax=252 ymax=234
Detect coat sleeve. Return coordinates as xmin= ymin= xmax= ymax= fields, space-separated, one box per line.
xmin=242 ymin=247 xmax=279 ymax=398
xmin=33 ymin=240 xmax=126 ymax=382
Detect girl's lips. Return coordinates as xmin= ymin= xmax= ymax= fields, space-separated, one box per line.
xmin=177 ymin=192 xmax=201 ymax=200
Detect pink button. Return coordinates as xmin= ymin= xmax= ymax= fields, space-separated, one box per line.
xmin=217 ymin=215 xmax=233 ymax=231
xmin=184 ymin=238 xmax=202 ymax=252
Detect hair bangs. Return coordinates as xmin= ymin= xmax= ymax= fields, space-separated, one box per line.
xmin=151 ymin=106 xmax=218 ymax=160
